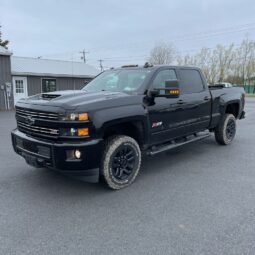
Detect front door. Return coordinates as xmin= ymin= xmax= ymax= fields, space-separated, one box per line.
xmin=13 ymin=77 xmax=28 ymax=105
xmin=147 ymin=68 xmax=186 ymax=145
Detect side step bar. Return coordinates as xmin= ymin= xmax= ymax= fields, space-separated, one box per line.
xmin=147 ymin=132 xmax=211 ymax=156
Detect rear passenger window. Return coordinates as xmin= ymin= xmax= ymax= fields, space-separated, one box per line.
xmin=179 ymin=69 xmax=204 ymax=94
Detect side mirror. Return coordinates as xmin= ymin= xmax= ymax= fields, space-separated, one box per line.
xmin=148 ymin=89 xmax=159 ymax=98
xmin=148 ymin=80 xmax=180 ymax=98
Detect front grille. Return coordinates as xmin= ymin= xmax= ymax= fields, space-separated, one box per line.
xmin=17 ymin=121 xmax=59 ymax=138
xmin=16 ymin=107 xmax=59 ymax=121
xmin=16 ymin=107 xmax=59 ymax=139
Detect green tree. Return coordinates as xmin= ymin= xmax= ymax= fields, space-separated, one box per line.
xmin=0 ymin=25 xmax=9 ymax=49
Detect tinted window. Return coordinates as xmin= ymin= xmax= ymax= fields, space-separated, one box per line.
xmin=152 ymin=69 xmax=177 ymax=90
xmin=83 ymin=69 xmax=151 ymax=93
xmin=179 ymin=69 xmax=204 ymax=94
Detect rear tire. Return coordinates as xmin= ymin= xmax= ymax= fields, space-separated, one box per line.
xmin=100 ymin=135 xmax=141 ymax=190
xmin=214 ymin=114 xmax=236 ymax=145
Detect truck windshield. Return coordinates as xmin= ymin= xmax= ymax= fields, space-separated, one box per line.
xmin=82 ymin=69 xmax=151 ymax=93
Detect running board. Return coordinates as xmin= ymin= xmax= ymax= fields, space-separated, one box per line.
xmin=147 ymin=132 xmax=211 ymax=156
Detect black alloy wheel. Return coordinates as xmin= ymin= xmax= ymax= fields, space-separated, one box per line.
xmin=111 ymin=144 xmax=137 ymax=181
xmin=225 ymin=118 xmax=236 ymax=140
xmin=101 ymin=135 xmax=141 ymax=190
xmin=214 ymin=114 xmax=236 ymax=145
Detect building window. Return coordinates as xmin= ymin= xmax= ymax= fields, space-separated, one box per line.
xmin=42 ymin=79 xmax=57 ymax=93
xmin=15 ymin=80 xmax=24 ymax=93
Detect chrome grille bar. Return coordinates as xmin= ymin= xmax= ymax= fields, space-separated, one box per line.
xmin=17 ymin=121 xmax=59 ymax=137
xmin=16 ymin=107 xmax=59 ymax=120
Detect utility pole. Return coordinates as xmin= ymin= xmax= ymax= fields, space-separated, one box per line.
xmin=80 ymin=49 xmax=89 ymax=63
xmin=98 ymin=59 xmax=104 ymax=71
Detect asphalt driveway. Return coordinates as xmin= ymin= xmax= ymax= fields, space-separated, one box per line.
xmin=0 ymin=98 xmax=255 ymax=255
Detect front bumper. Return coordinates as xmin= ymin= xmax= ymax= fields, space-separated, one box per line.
xmin=11 ymin=129 xmax=103 ymax=183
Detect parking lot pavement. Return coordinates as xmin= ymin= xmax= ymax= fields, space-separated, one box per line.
xmin=0 ymin=98 xmax=255 ymax=255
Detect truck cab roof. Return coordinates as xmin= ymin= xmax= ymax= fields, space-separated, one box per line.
xmin=118 ymin=64 xmax=201 ymax=71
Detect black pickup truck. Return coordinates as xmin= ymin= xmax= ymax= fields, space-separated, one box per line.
xmin=11 ymin=64 xmax=245 ymax=189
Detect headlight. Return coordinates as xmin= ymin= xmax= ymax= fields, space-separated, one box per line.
xmin=60 ymin=127 xmax=89 ymax=137
xmin=62 ymin=113 xmax=89 ymax=121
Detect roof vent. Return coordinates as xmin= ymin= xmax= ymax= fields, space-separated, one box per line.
xmin=41 ymin=93 xmax=61 ymax=100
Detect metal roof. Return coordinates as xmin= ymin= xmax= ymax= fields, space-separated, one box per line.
xmin=0 ymin=45 xmax=12 ymax=56
xmin=11 ymin=56 xmax=99 ymax=78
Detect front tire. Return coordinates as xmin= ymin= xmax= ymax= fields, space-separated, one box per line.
xmin=214 ymin=114 xmax=236 ymax=145
xmin=100 ymin=135 xmax=141 ymax=190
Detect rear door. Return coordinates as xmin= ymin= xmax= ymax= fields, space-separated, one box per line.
xmin=177 ymin=68 xmax=211 ymax=134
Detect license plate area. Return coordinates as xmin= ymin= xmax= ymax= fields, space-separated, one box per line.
xmin=23 ymin=139 xmax=38 ymax=153
xmin=16 ymin=137 xmax=51 ymax=159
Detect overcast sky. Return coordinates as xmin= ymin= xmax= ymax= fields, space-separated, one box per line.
xmin=1 ymin=0 xmax=255 ymax=69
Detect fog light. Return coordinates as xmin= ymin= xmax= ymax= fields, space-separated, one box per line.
xmin=75 ymin=149 xmax=81 ymax=159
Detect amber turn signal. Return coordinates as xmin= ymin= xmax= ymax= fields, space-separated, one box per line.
xmin=77 ymin=128 xmax=89 ymax=136
xmin=169 ymin=89 xmax=180 ymax=95
xmin=78 ymin=113 xmax=89 ymax=121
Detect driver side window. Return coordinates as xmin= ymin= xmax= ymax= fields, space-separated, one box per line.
xmin=152 ymin=69 xmax=177 ymax=94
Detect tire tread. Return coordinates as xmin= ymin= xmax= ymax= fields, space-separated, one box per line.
xmin=214 ymin=114 xmax=236 ymax=145
xmin=100 ymin=135 xmax=141 ymax=190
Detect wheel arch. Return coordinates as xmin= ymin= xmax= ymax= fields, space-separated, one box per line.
xmin=224 ymin=100 xmax=240 ymax=118
xmin=100 ymin=117 xmax=149 ymax=148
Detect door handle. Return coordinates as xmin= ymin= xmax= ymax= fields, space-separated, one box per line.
xmin=204 ymin=96 xmax=210 ymax=101
xmin=177 ymin=99 xmax=184 ymax=105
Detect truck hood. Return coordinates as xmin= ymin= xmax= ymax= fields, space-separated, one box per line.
xmin=16 ymin=90 xmax=141 ymax=111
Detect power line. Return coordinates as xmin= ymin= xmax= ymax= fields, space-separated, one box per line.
xmin=165 ymin=22 xmax=255 ymax=42
xmin=34 ymin=22 xmax=255 ymax=64
xmin=86 ymin=22 xmax=255 ymax=53
xmin=170 ymin=27 xmax=255 ymax=43
xmin=38 ymin=50 xmax=76 ymax=58
xmin=36 ymin=22 xmax=255 ymax=60
xmin=103 ymin=54 xmax=148 ymax=60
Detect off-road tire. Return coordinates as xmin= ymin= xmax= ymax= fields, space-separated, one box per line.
xmin=214 ymin=114 xmax=236 ymax=145
xmin=100 ymin=135 xmax=141 ymax=190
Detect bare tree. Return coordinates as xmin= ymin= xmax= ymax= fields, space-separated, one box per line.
xmin=237 ymin=38 xmax=255 ymax=85
xmin=149 ymin=42 xmax=176 ymax=65
xmin=152 ymin=37 xmax=255 ymax=86
xmin=178 ymin=44 xmax=236 ymax=84
xmin=177 ymin=48 xmax=218 ymax=84
xmin=195 ymin=48 xmax=212 ymax=82
xmin=215 ymin=44 xmax=235 ymax=82
xmin=208 ymin=50 xmax=219 ymax=84
xmin=176 ymin=54 xmax=195 ymax=66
